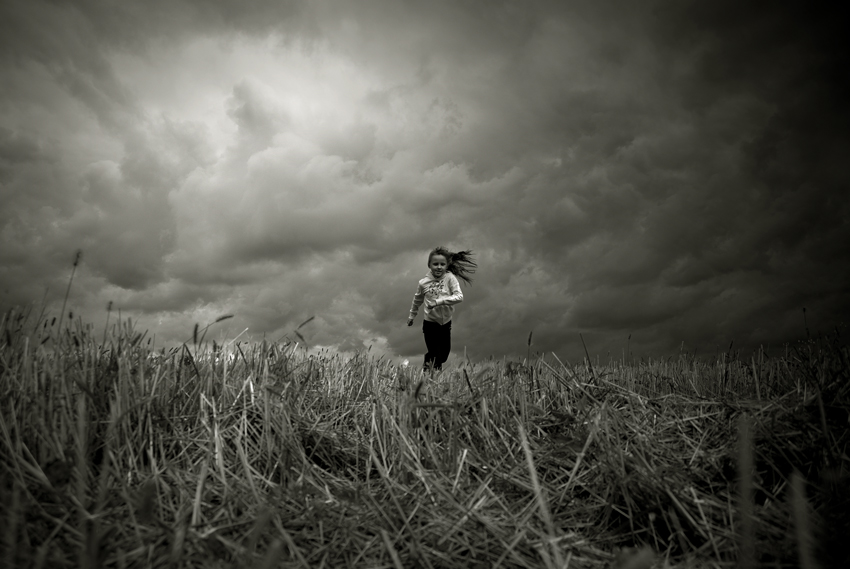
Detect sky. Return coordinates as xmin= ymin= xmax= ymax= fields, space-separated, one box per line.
xmin=1 ymin=0 xmax=848 ymax=362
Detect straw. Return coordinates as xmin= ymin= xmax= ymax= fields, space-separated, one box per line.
xmin=2 ymin=311 xmax=847 ymax=568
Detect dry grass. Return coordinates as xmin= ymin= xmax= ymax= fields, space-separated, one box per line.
xmin=0 ymin=307 xmax=847 ymax=568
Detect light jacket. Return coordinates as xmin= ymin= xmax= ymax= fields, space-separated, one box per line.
xmin=409 ymin=271 xmax=463 ymax=325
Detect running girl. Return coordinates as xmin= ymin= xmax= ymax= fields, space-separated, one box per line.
xmin=407 ymin=247 xmax=476 ymax=371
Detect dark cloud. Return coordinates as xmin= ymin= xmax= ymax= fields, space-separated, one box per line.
xmin=1 ymin=0 xmax=847 ymax=362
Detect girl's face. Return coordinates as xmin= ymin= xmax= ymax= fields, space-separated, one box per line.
xmin=429 ymin=255 xmax=448 ymax=278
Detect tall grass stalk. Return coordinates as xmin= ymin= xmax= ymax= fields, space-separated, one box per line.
xmin=57 ymin=250 xmax=82 ymax=341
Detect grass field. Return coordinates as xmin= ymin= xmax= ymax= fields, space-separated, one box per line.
xmin=1 ymin=307 xmax=847 ymax=568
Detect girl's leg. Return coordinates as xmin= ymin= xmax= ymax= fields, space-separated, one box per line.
xmin=422 ymin=320 xmax=438 ymax=370
xmin=434 ymin=321 xmax=452 ymax=369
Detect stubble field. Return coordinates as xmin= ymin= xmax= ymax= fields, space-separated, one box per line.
xmin=1 ymin=308 xmax=847 ymax=568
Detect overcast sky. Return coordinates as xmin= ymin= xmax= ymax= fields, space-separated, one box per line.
xmin=1 ymin=0 xmax=848 ymax=362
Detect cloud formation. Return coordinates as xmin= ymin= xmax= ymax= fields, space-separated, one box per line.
xmin=1 ymin=0 xmax=848 ymax=362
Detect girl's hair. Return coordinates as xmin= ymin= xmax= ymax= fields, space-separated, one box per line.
xmin=428 ymin=247 xmax=477 ymax=285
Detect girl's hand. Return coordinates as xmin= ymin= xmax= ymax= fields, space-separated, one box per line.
xmin=407 ymin=318 xmax=414 ymax=326
xmin=425 ymin=298 xmax=438 ymax=309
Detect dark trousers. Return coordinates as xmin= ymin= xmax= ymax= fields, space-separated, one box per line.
xmin=422 ymin=320 xmax=452 ymax=371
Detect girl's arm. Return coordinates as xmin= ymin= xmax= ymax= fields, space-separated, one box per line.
xmin=409 ymin=284 xmax=425 ymax=320
xmin=435 ymin=274 xmax=463 ymax=306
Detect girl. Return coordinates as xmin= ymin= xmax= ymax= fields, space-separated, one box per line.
xmin=407 ymin=247 xmax=476 ymax=371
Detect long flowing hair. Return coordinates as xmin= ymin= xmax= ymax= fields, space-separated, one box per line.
xmin=428 ymin=247 xmax=477 ymax=285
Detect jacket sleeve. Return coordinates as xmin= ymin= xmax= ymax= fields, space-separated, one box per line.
xmin=409 ymin=283 xmax=425 ymax=319
xmin=436 ymin=274 xmax=463 ymax=306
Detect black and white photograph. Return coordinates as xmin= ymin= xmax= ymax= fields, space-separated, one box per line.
xmin=1 ymin=1 xmax=847 ymax=567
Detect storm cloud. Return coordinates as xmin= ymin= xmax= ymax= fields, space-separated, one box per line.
xmin=1 ymin=0 xmax=847 ymax=361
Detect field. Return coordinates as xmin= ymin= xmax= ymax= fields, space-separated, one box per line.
xmin=1 ymin=308 xmax=848 ymax=568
